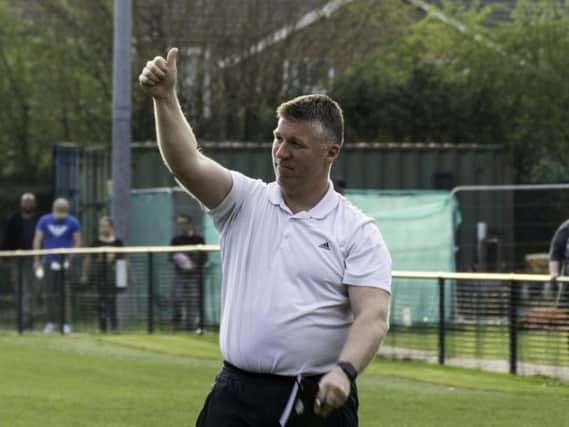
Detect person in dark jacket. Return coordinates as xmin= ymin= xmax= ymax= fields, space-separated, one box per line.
xmin=170 ymin=214 xmax=206 ymax=331
xmin=81 ymin=216 xmax=124 ymax=333
xmin=2 ymin=193 xmax=41 ymax=330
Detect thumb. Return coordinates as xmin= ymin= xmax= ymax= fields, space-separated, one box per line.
xmin=166 ymin=47 xmax=178 ymax=67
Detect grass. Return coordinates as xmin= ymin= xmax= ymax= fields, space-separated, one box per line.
xmin=1 ymin=333 xmax=569 ymax=426
xmin=385 ymin=326 xmax=569 ymax=366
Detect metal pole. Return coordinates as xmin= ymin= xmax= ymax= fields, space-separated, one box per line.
xmin=60 ymin=255 xmax=66 ymax=335
xmin=438 ymin=277 xmax=446 ymax=365
xmin=101 ymin=254 xmax=108 ymax=333
xmin=147 ymin=252 xmax=154 ymax=334
xmin=508 ymin=281 xmax=518 ymax=375
xmin=198 ymin=264 xmax=205 ymax=333
xmin=450 ymin=183 xmax=569 ymax=197
xmin=17 ymin=258 xmax=24 ymax=335
xmin=111 ymin=0 xmax=132 ymax=242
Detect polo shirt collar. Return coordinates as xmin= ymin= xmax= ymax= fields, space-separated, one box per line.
xmin=268 ymin=180 xmax=339 ymax=219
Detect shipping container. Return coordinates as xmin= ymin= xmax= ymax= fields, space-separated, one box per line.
xmin=54 ymin=142 xmax=514 ymax=270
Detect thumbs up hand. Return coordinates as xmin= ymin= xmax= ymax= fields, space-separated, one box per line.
xmin=139 ymin=47 xmax=178 ymax=99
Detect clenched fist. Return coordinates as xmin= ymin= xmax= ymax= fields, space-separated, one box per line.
xmin=314 ymin=366 xmax=351 ymax=417
xmin=139 ymin=47 xmax=178 ymax=99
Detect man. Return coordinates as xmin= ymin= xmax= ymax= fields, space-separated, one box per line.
xmin=170 ymin=214 xmax=206 ymax=331
xmin=140 ymin=48 xmax=391 ymax=426
xmin=2 ymin=193 xmax=41 ymax=330
xmin=33 ymin=198 xmax=81 ymax=334
xmin=549 ymin=219 xmax=569 ymax=280
xmin=549 ymin=219 xmax=569 ymax=306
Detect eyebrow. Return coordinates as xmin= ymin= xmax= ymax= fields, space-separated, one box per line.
xmin=273 ymin=131 xmax=306 ymax=147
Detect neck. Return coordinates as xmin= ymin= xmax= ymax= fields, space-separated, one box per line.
xmin=282 ymin=179 xmax=330 ymax=214
xmin=100 ymin=235 xmax=115 ymax=242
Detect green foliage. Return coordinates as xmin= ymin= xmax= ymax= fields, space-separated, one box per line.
xmin=332 ymin=0 xmax=569 ymax=183
xmin=0 ymin=0 xmax=113 ymax=184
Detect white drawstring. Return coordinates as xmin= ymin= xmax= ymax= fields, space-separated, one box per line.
xmin=279 ymin=374 xmax=302 ymax=426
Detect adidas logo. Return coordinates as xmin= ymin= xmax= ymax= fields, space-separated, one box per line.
xmin=318 ymin=241 xmax=331 ymax=250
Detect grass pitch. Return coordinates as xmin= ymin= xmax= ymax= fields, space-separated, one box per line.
xmin=1 ymin=333 xmax=569 ymax=427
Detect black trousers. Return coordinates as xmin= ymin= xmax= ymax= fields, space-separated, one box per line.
xmin=196 ymin=362 xmax=359 ymax=427
xmin=97 ymin=287 xmax=118 ymax=332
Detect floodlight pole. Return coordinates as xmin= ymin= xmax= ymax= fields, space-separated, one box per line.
xmin=111 ymin=0 xmax=132 ymax=242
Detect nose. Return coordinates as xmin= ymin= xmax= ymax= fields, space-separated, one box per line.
xmin=275 ymin=141 xmax=291 ymax=160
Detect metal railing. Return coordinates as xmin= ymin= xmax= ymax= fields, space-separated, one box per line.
xmin=389 ymin=271 xmax=569 ymax=379
xmin=1 ymin=247 xmax=568 ymax=380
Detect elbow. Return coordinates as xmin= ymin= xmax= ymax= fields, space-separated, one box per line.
xmin=377 ymin=316 xmax=389 ymax=340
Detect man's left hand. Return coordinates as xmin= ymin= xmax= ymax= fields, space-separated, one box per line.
xmin=313 ymin=366 xmax=351 ymax=417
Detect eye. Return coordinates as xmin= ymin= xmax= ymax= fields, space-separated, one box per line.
xmin=274 ymin=135 xmax=283 ymax=143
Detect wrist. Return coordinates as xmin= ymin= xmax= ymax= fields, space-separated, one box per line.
xmin=337 ymin=361 xmax=358 ymax=383
xmin=152 ymin=89 xmax=178 ymax=103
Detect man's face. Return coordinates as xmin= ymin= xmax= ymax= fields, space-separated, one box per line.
xmin=53 ymin=208 xmax=68 ymax=221
xmin=272 ymin=118 xmax=339 ymax=193
xmin=21 ymin=197 xmax=35 ymax=214
xmin=99 ymin=220 xmax=113 ymax=238
xmin=177 ymin=217 xmax=191 ymax=235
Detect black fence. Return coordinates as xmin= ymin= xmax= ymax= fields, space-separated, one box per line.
xmin=1 ymin=248 xmax=569 ymax=381
xmin=0 ymin=246 xmax=220 ymax=335
xmin=384 ymin=271 xmax=569 ymax=381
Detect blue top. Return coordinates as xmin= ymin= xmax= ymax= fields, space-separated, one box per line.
xmin=37 ymin=214 xmax=81 ymax=263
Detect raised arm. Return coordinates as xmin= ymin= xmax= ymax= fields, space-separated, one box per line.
xmin=139 ymin=48 xmax=232 ymax=209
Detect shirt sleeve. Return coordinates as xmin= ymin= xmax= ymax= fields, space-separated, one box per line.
xmin=71 ymin=217 xmax=81 ymax=233
xmin=343 ymin=221 xmax=392 ymax=293
xmin=550 ymin=226 xmax=569 ymax=262
xmin=36 ymin=216 xmax=47 ymax=232
xmin=207 ymin=171 xmax=252 ymax=234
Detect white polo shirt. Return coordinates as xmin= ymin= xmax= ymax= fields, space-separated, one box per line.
xmin=209 ymin=171 xmax=392 ymax=376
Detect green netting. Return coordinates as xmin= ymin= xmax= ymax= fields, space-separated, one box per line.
xmin=128 ymin=188 xmax=460 ymax=327
xmin=128 ymin=189 xmax=221 ymax=326
xmin=203 ymin=190 xmax=461 ymax=327
xmin=346 ymin=190 xmax=461 ymax=325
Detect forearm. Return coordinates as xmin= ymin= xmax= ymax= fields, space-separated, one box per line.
xmin=338 ymin=310 xmax=389 ymax=373
xmin=33 ymin=236 xmax=41 ymax=265
xmin=154 ymin=93 xmax=200 ymax=177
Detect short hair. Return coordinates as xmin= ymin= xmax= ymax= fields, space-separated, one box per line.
xmin=53 ymin=198 xmax=69 ymax=212
xmin=177 ymin=214 xmax=192 ymax=224
xmin=99 ymin=216 xmax=113 ymax=227
xmin=276 ymin=94 xmax=344 ymax=146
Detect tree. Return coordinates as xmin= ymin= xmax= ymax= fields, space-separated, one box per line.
xmin=331 ymin=0 xmax=569 ymax=183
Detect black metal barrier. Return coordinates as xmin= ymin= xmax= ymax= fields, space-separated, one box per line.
xmin=388 ymin=271 xmax=569 ymax=379
xmin=2 ymin=248 xmax=569 ymax=381
xmin=0 ymin=245 xmax=219 ymax=337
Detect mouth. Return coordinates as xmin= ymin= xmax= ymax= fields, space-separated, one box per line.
xmin=276 ymin=163 xmax=294 ymax=171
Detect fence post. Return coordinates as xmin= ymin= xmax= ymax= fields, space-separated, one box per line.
xmin=101 ymin=254 xmax=108 ymax=332
xmin=508 ymin=280 xmax=518 ymax=375
xmin=438 ymin=277 xmax=446 ymax=365
xmin=198 ymin=263 xmax=205 ymax=334
xmin=17 ymin=258 xmax=24 ymax=335
xmin=147 ymin=252 xmax=154 ymax=334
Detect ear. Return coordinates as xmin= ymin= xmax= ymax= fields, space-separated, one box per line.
xmin=326 ymin=144 xmax=341 ymax=162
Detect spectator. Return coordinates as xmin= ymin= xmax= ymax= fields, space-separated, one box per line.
xmin=2 ymin=193 xmax=41 ymax=330
xmin=549 ymin=218 xmax=569 ymax=302
xmin=33 ymin=198 xmax=81 ymax=335
xmin=170 ymin=214 xmax=205 ymax=332
xmin=81 ymin=216 xmax=124 ymax=333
